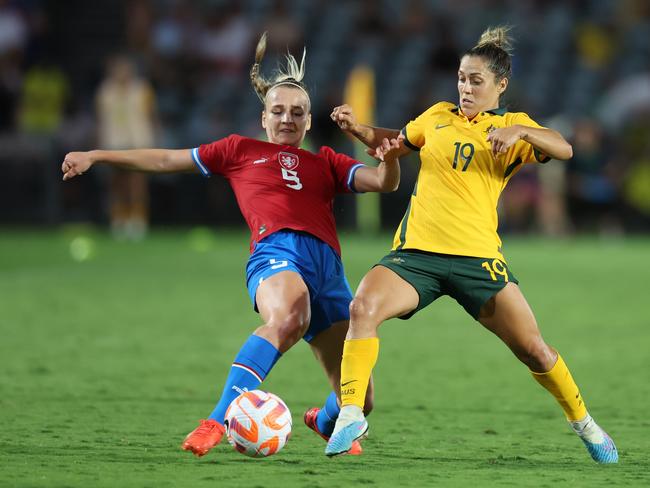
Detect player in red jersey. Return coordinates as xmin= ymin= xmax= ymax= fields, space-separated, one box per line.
xmin=61 ymin=33 xmax=401 ymax=457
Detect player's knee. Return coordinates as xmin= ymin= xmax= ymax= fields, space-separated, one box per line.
xmin=349 ymin=296 xmax=380 ymax=331
xmin=516 ymin=338 xmax=555 ymax=372
xmin=267 ymin=312 xmax=309 ymax=351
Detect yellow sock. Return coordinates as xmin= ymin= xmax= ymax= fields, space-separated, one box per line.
xmin=340 ymin=338 xmax=379 ymax=408
xmin=531 ymin=354 xmax=587 ymax=421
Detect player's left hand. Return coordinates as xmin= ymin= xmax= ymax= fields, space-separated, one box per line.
xmin=487 ymin=125 xmax=525 ymax=156
xmin=368 ymin=134 xmax=404 ymax=163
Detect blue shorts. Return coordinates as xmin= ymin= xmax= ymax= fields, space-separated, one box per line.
xmin=246 ymin=230 xmax=353 ymax=342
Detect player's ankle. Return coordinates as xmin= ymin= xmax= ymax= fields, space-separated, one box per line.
xmin=338 ymin=405 xmax=364 ymax=422
xmin=569 ymin=413 xmax=605 ymax=443
xmin=569 ymin=413 xmax=593 ymax=433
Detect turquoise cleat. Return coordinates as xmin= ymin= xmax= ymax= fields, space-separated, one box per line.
xmin=325 ymin=419 xmax=369 ymax=457
xmin=581 ymin=431 xmax=618 ymax=464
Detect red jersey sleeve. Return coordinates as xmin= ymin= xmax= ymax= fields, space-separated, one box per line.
xmin=191 ymin=134 xmax=242 ymax=177
xmin=319 ymin=145 xmax=365 ymax=194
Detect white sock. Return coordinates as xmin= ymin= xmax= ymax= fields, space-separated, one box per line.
xmin=331 ymin=405 xmax=364 ymax=436
xmin=570 ymin=414 xmax=604 ymax=443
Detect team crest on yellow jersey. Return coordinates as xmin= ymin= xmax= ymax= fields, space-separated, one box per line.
xmin=484 ymin=124 xmax=496 ymax=135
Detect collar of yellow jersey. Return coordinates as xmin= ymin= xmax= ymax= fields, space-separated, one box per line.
xmin=451 ymin=105 xmax=508 ymax=118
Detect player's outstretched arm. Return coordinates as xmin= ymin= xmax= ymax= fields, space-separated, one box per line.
xmin=61 ymin=149 xmax=198 ymax=181
xmin=353 ymin=136 xmax=402 ymax=193
xmin=331 ymin=104 xmax=406 ymax=152
xmin=487 ymin=125 xmax=573 ymax=160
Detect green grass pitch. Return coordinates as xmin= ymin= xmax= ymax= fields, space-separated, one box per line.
xmin=1 ymin=230 xmax=649 ymax=487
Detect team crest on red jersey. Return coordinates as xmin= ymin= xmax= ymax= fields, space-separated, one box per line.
xmin=278 ymin=152 xmax=299 ymax=170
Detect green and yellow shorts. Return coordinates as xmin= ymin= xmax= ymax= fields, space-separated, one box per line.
xmin=376 ymin=249 xmax=518 ymax=320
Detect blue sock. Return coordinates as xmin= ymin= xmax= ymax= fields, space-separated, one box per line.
xmin=316 ymin=391 xmax=340 ymax=437
xmin=208 ymin=335 xmax=281 ymax=425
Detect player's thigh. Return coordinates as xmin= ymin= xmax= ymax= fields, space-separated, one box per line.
xmin=353 ymin=265 xmax=420 ymax=323
xmin=478 ymin=282 xmax=551 ymax=356
xmin=309 ymin=320 xmax=374 ymax=403
xmin=256 ymin=270 xmax=311 ymax=325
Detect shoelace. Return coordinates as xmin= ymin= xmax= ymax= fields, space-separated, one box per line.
xmin=195 ymin=420 xmax=219 ymax=435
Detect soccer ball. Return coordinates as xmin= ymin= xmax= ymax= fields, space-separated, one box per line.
xmin=224 ymin=390 xmax=292 ymax=457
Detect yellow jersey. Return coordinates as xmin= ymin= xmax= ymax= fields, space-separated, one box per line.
xmin=395 ymin=101 xmax=550 ymax=260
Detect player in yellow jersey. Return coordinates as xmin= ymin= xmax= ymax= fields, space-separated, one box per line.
xmin=325 ymin=26 xmax=618 ymax=464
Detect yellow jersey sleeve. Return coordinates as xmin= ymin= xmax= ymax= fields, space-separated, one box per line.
xmin=509 ymin=112 xmax=552 ymax=165
xmin=401 ymin=102 xmax=449 ymax=151
xmin=501 ymin=112 xmax=551 ymax=179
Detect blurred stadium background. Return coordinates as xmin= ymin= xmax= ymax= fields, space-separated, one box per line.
xmin=1 ymin=0 xmax=649 ymax=234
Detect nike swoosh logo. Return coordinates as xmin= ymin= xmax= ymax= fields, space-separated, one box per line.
xmin=253 ymin=158 xmax=268 ymax=164
xmin=341 ymin=380 xmax=357 ymax=387
xmin=435 ymin=124 xmax=451 ymax=130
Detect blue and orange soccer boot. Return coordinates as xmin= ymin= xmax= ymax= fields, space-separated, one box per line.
xmin=304 ymin=408 xmax=363 ymax=455
xmin=571 ymin=415 xmax=618 ymax=464
xmin=181 ymin=419 xmax=225 ymax=457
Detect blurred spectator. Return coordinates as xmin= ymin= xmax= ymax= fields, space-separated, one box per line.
xmin=151 ymin=0 xmax=197 ymax=60
xmin=535 ymin=115 xmax=572 ymax=237
xmin=96 ymin=55 xmax=157 ymax=240
xmin=598 ymin=73 xmax=650 ymax=132
xmin=575 ymin=21 xmax=616 ymax=69
xmin=499 ymin=165 xmax=539 ymax=234
xmin=567 ymin=119 xmax=621 ymax=234
xmin=18 ymin=56 xmax=68 ymax=136
xmin=620 ymin=115 xmax=650 ymax=231
xmin=149 ymin=1 xmax=199 ymax=146
xmin=537 ymin=161 xmax=570 ymax=237
xmin=0 ymin=0 xmax=27 ymax=57
xmin=197 ymin=4 xmax=254 ymax=76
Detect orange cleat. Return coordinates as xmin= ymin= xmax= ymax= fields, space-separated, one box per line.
xmin=181 ymin=419 xmax=225 ymax=457
xmin=304 ymin=407 xmax=362 ymax=455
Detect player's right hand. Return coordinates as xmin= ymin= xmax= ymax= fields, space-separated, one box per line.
xmin=62 ymin=152 xmax=93 ymax=181
xmin=331 ymin=104 xmax=358 ymax=133
xmin=368 ymin=135 xmax=403 ymax=163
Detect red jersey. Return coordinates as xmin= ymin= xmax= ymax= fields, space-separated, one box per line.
xmin=191 ymin=134 xmax=364 ymax=255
